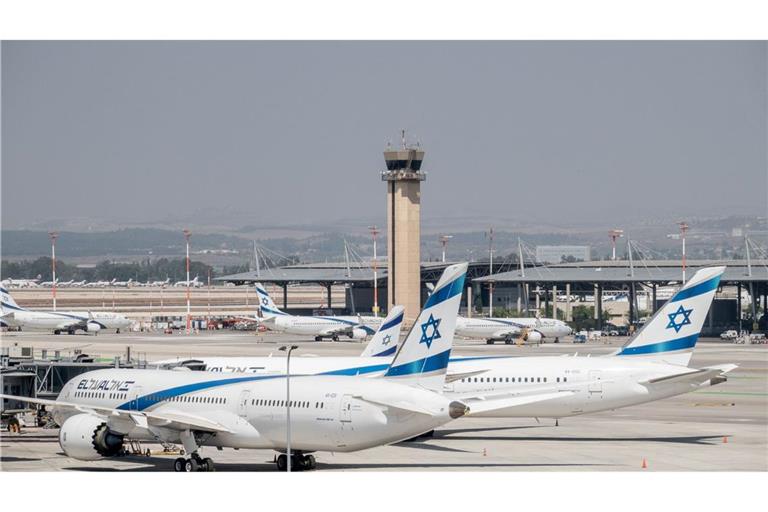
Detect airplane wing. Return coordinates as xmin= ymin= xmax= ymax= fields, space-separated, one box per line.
xmin=0 ymin=394 xmax=234 ymax=434
xmin=640 ymin=364 xmax=737 ymax=386
xmin=318 ymin=325 xmax=357 ymax=336
xmin=491 ymin=327 xmax=523 ymax=339
xmin=461 ymin=390 xmax=574 ymax=415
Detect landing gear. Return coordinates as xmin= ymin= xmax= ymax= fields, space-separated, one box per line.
xmin=554 ymin=337 xmax=560 ymax=344
xmin=174 ymin=454 xmax=215 ymax=472
xmin=486 ymin=339 xmax=495 ymax=345
xmin=504 ymin=337 xmax=513 ymax=345
xmin=54 ymin=330 xmax=61 ymax=335
xmin=68 ymin=330 xmax=75 ymax=335
xmin=314 ymin=336 xmax=322 ymax=341
xmin=331 ymin=335 xmax=339 ymax=342
xmin=275 ymin=452 xmax=317 ymax=471
xmin=116 ymin=328 xmax=121 ymax=334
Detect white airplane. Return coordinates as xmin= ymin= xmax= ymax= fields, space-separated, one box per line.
xmin=112 ymin=278 xmax=133 ymax=288
xmin=170 ymin=267 xmax=735 ymax=424
xmin=1 ymin=286 xmax=132 ymax=334
xmin=1 ymin=263 xmax=534 ymax=471
xmin=155 ymin=305 xmax=406 ymax=372
xmin=256 ymin=283 xmax=383 ymax=341
xmin=148 ymin=278 xmax=171 ymax=287
xmin=84 ymin=279 xmax=117 ymax=288
xmin=41 ymin=279 xmax=75 ymax=287
xmin=2 ymin=278 xmax=40 ymax=288
xmin=455 ymin=315 xmax=572 ymax=344
xmin=174 ymin=276 xmax=202 ymax=288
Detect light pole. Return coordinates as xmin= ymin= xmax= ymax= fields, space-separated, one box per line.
xmin=439 ymin=234 xmax=453 ymax=263
xmin=368 ymin=225 xmax=380 ymax=316
xmin=183 ymin=229 xmax=191 ymax=334
xmin=678 ymin=222 xmax=688 ymax=283
xmin=487 ymin=227 xmax=494 ymax=316
xmin=279 ymin=344 xmax=298 ymax=472
xmin=48 ymin=232 xmax=59 ymax=311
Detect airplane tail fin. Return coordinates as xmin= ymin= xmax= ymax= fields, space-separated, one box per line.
xmin=255 ymin=283 xmax=286 ymax=318
xmin=361 ymin=306 xmax=404 ymax=357
xmin=615 ymin=266 xmax=725 ymax=366
xmin=1 ymin=286 xmax=25 ymax=312
xmin=383 ymin=263 xmax=467 ymax=392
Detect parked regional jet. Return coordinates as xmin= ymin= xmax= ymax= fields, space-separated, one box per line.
xmin=169 ymin=267 xmax=735 ymax=423
xmin=112 ymin=278 xmax=133 ymax=288
xmin=1 ymin=287 xmax=132 ymax=334
xmin=154 ymin=305 xmax=405 ymax=372
xmin=455 ymin=315 xmax=572 ymax=344
xmin=2 ymin=263 xmax=541 ymax=471
xmin=256 ymin=283 xmax=382 ymax=340
xmin=174 ymin=276 xmax=202 ymax=288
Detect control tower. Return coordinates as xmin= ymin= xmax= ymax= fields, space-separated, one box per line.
xmin=382 ymin=131 xmax=426 ymax=325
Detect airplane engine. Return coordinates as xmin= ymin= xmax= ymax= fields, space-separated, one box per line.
xmin=523 ymin=331 xmax=543 ymax=343
xmin=85 ymin=321 xmax=102 ymax=333
xmin=350 ymin=328 xmax=369 ymax=340
xmin=59 ymin=414 xmax=125 ymax=460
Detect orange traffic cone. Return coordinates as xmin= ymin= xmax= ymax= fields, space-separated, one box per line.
xmin=641 ymin=458 xmax=647 ymax=469
xmin=723 ymin=436 xmax=728 ymax=444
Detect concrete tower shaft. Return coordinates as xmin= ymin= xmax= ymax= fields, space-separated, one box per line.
xmin=382 ymin=142 xmax=426 ymax=326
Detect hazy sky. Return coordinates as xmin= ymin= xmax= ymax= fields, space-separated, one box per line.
xmin=2 ymin=41 xmax=766 ymax=230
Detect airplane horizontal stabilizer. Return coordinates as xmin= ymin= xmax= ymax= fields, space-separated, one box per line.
xmin=462 ymin=390 xmax=574 ymax=415
xmin=351 ymin=395 xmax=434 ymax=416
xmin=640 ymin=364 xmax=737 ymax=387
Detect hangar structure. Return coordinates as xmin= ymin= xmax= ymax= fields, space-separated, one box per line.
xmin=475 ymin=259 xmax=768 ymax=333
xmin=218 ymin=258 xmax=768 ymax=334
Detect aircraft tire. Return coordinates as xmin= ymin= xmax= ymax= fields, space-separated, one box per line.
xmin=173 ymin=457 xmax=185 ymax=472
xmin=486 ymin=340 xmax=494 ymax=345
xmin=184 ymin=458 xmax=199 ymax=472
xmin=276 ymin=454 xmax=287 ymax=471
xmin=202 ymin=457 xmax=215 ymax=472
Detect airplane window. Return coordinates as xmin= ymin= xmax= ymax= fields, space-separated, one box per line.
xmin=544 ymin=378 xmax=547 ymax=383
xmin=537 ymin=378 xmax=541 ymax=383
xmin=564 ymin=377 xmax=567 ymax=382
xmin=524 ymin=378 xmax=528 ymax=383
xmin=556 ymin=377 xmax=560 ymax=382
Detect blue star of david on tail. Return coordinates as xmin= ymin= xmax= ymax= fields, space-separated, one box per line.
xmin=666 ymin=305 xmax=693 ymax=333
xmin=261 ymin=297 xmax=269 ymax=306
xmin=382 ymin=334 xmax=392 ymax=346
xmin=420 ymin=314 xmax=442 ymax=349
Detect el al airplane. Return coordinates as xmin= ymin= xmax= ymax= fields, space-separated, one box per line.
xmin=1 ymin=286 xmax=132 ymax=334
xmin=455 ymin=315 xmax=572 ymax=344
xmin=1 ymin=263 xmax=548 ymax=471
xmin=256 ymin=283 xmax=383 ymax=341
xmin=159 ymin=266 xmax=736 ymax=423
xmin=154 ymin=305 xmax=406 ymax=372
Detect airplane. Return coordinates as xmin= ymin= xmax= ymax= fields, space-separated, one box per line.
xmin=256 ymin=283 xmax=383 ymax=341
xmin=1 ymin=286 xmax=133 ymax=335
xmin=165 ymin=267 xmax=736 ymax=424
xmin=83 ymin=279 xmax=117 ymax=288
xmin=41 ymin=279 xmax=75 ymax=287
xmin=1 ymin=263 xmax=535 ymax=471
xmin=455 ymin=315 xmax=573 ymax=344
xmin=148 ymin=278 xmax=171 ymax=287
xmin=112 ymin=278 xmax=133 ymax=288
xmin=174 ymin=276 xmax=202 ymax=288
xmin=1 ymin=278 xmax=40 ymax=288
xmin=154 ymin=305 xmax=406 ymax=372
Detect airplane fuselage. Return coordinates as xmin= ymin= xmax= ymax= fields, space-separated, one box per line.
xmin=55 ymin=368 xmax=458 ymax=453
